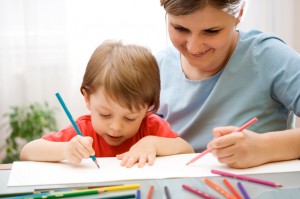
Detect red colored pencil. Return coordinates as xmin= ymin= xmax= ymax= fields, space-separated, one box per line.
xmin=146 ymin=186 xmax=154 ymax=199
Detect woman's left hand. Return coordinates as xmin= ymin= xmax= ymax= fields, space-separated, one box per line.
xmin=207 ymin=126 xmax=267 ymax=168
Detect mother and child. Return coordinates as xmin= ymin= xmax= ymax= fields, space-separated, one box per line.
xmin=21 ymin=0 xmax=300 ymax=169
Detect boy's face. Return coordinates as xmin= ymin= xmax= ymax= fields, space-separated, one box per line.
xmin=84 ymin=87 xmax=148 ymax=146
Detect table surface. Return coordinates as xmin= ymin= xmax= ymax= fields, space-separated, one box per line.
xmin=1 ymin=165 xmax=300 ymax=199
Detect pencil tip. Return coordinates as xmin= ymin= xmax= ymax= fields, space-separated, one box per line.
xmin=94 ymin=161 xmax=100 ymax=169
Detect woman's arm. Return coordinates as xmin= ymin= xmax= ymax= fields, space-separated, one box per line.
xmin=207 ymin=127 xmax=300 ymax=168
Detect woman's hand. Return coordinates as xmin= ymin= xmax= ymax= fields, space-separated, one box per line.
xmin=63 ymin=135 xmax=95 ymax=164
xmin=116 ymin=136 xmax=156 ymax=168
xmin=207 ymin=126 xmax=267 ymax=168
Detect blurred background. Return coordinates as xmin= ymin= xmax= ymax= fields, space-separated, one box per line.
xmin=1 ymin=0 xmax=299 ymax=162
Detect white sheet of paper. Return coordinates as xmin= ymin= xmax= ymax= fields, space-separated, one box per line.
xmin=8 ymin=153 xmax=300 ymax=186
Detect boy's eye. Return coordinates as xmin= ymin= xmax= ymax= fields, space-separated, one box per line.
xmin=100 ymin=114 xmax=111 ymax=118
xmin=124 ymin=117 xmax=136 ymax=121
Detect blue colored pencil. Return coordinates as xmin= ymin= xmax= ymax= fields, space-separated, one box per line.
xmin=136 ymin=189 xmax=141 ymax=199
xmin=55 ymin=92 xmax=100 ymax=168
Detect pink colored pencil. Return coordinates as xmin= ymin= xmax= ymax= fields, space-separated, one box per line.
xmin=212 ymin=169 xmax=282 ymax=187
xmin=182 ymin=184 xmax=217 ymax=199
xmin=186 ymin=117 xmax=258 ymax=165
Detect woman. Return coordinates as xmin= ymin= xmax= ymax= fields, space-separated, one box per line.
xmin=156 ymin=0 xmax=300 ymax=168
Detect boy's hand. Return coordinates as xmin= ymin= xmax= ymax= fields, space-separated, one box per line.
xmin=116 ymin=136 xmax=156 ymax=168
xmin=63 ymin=135 xmax=95 ymax=164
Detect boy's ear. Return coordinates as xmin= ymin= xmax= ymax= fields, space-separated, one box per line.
xmin=82 ymin=89 xmax=91 ymax=110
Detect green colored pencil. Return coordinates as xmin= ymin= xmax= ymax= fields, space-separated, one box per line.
xmin=94 ymin=193 xmax=136 ymax=199
xmin=24 ymin=189 xmax=103 ymax=199
xmin=0 ymin=191 xmax=42 ymax=197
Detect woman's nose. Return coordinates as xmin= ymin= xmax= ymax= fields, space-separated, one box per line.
xmin=186 ymin=35 xmax=204 ymax=54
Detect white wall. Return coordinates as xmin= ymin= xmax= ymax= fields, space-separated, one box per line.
xmin=0 ymin=0 xmax=299 ymax=161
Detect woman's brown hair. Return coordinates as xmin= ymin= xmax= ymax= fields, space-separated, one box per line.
xmin=160 ymin=0 xmax=244 ymax=16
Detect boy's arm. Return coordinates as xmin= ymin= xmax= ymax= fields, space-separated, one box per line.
xmin=20 ymin=136 xmax=95 ymax=164
xmin=117 ymin=136 xmax=194 ymax=168
xmin=20 ymin=139 xmax=66 ymax=162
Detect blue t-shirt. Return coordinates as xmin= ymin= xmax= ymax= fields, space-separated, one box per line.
xmin=156 ymin=29 xmax=300 ymax=152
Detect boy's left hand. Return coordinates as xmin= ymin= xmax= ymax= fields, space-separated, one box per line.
xmin=116 ymin=136 xmax=156 ymax=168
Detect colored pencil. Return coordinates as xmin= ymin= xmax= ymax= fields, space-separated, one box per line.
xmin=96 ymin=184 xmax=140 ymax=192
xmin=223 ymin=179 xmax=242 ymax=199
xmin=24 ymin=189 xmax=104 ymax=199
xmin=0 ymin=191 xmax=43 ymax=198
xmin=211 ymin=169 xmax=282 ymax=187
xmin=164 ymin=186 xmax=172 ymax=199
xmin=237 ymin=182 xmax=250 ymax=199
xmin=146 ymin=185 xmax=154 ymax=199
xmin=203 ymin=178 xmax=236 ymax=199
xmin=182 ymin=184 xmax=217 ymax=199
xmin=55 ymin=92 xmax=100 ymax=168
xmin=22 ymin=184 xmax=140 ymax=199
xmin=136 ymin=189 xmax=141 ymax=199
xmin=186 ymin=117 xmax=258 ymax=165
xmin=94 ymin=193 xmax=136 ymax=199
xmin=34 ymin=184 xmax=124 ymax=192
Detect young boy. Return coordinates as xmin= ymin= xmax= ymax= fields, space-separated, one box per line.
xmin=20 ymin=40 xmax=194 ymax=168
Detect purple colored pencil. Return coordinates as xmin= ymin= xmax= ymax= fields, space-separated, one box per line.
xmin=237 ymin=182 xmax=251 ymax=199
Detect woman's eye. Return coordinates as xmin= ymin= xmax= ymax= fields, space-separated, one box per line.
xmin=204 ymin=29 xmax=220 ymax=35
xmin=174 ymin=26 xmax=189 ymax=33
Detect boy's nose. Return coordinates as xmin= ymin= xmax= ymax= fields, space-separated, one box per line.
xmin=109 ymin=120 xmax=123 ymax=131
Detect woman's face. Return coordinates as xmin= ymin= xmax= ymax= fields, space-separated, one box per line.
xmin=167 ymin=5 xmax=240 ymax=77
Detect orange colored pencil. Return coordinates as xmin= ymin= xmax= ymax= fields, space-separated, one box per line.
xmin=223 ymin=179 xmax=242 ymax=199
xmin=203 ymin=178 xmax=236 ymax=199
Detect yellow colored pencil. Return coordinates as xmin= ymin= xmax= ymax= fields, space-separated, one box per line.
xmin=90 ymin=183 xmax=140 ymax=192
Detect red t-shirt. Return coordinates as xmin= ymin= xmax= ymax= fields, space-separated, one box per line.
xmin=42 ymin=114 xmax=179 ymax=157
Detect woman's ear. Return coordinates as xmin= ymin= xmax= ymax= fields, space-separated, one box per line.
xmin=82 ymin=89 xmax=91 ymax=110
xmin=236 ymin=1 xmax=246 ymax=25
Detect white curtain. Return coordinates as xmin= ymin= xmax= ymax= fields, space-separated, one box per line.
xmin=0 ymin=0 xmax=299 ymax=160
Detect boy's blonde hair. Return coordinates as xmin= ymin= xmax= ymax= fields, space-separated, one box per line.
xmin=80 ymin=40 xmax=160 ymax=112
